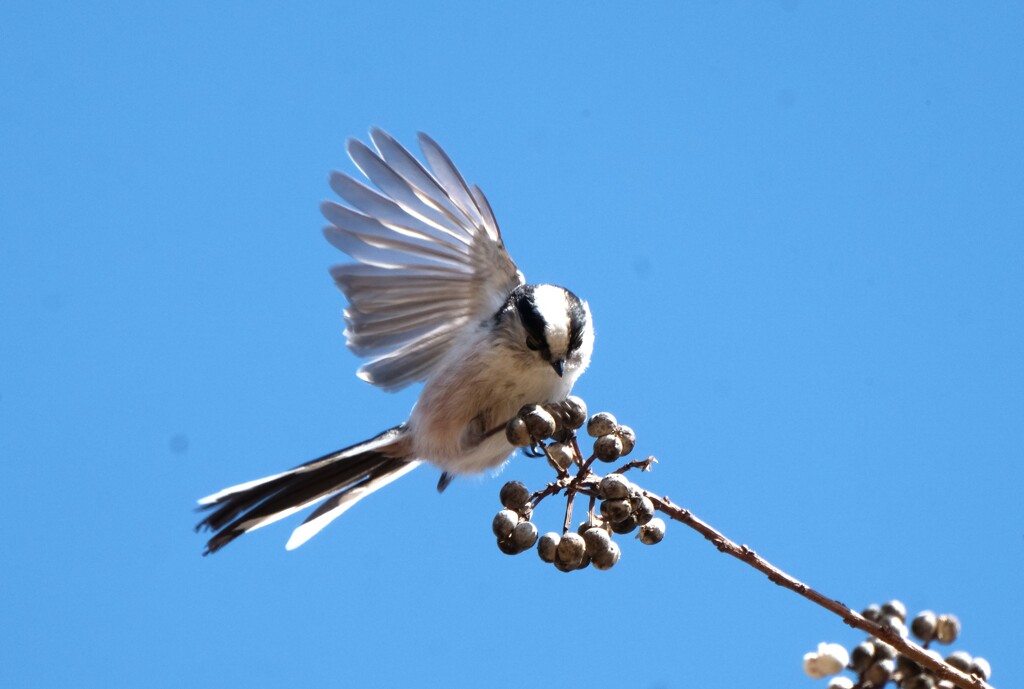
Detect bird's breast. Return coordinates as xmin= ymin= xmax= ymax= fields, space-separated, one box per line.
xmin=408 ymin=344 xmax=574 ymax=474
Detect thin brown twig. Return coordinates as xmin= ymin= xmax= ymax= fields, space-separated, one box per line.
xmin=562 ymin=487 xmax=576 ymax=534
xmin=511 ymin=408 xmax=992 ymax=689
xmin=612 ymin=456 xmax=657 ymax=475
xmin=642 ymin=490 xmax=994 ymax=689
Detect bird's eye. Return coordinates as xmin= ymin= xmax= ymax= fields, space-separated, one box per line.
xmin=525 ymin=335 xmax=540 ymax=351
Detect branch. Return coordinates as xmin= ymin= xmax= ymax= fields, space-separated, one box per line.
xmin=500 ymin=399 xmax=995 ymax=689
xmin=644 ymin=491 xmax=994 ymax=689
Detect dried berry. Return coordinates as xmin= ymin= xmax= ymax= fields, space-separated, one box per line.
xmin=499 ymin=481 xmax=530 ymax=510
xmin=872 ymin=641 xmax=897 ymax=661
xmin=505 ymin=417 xmax=531 ymax=447
xmin=491 ymin=509 xmax=519 ymax=539
xmin=610 ymin=515 xmax=638 ymax=534
xmin=970 ymin=657 xmax=992 ymax=681
xmin=521 ymin=405 xmax=557 ymax=440
xmin=616 ymin=425 xmax=636 ymax=456
xmin=560 ymin=396 xmax=588 ymax=429
xmin=598 ymin=473 xmax=631 ymax=500
xmin=903 ymin=675 xmax=936 ymax=689
xmin=591 ymin=540 xmax=620 ymax=570
xmin=803 ymin=643 xmax=849 ymax=678
xmin=496 ymin=537 xmax=520 ymax=555
xmin=586 ymin=412 xmax=618 ymax=437
xmin=537 ymin=532 xmax=560 ymax=563
xmin=880 ymin=614 xmax=909 ymax=638
xmin=638 ymin=517 xmax=666 ymax=544
xmin=911 ymin=610 xmax=937 ymax=642
xmin=510 ymin=521 xmax=538 ymax=552
xmin=864 ymin=659 xmax=894 ymax=686
xmin=935 ymin=614 xmax=961 ymax=644
xmin=633 ymin=495 xmax=656 ymax=525
xmin=849 ymin=641 xmax=874 ymax=673
xmin=555 ymin=533 xmax=586 ymax=568
xmin=600 ymin=498 xmax=632 ymax=524
xmin=545 ymin=442 xmax=575 ymax=472
xmin=582 ymin=527 xmax=612 ymax=555
xmin=593 ymin=434 xmax=623 ymax=462
xmin=881 ymin=599 xmax=907 ymax=622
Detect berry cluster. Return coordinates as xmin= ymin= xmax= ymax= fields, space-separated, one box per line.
xmin=491 ymin=398 xmax=667 ymax=572
xmin=803 ymin=599 xmax=992 ymax=688
xmin=491 ymin=481 xmax=538 ymax=554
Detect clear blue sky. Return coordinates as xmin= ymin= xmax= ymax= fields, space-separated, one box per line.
xmin=2 ymin=3 xmax=1021 ymax=687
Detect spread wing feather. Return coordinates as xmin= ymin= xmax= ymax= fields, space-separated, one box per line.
xmin=323 ymin=129 xmax=523 ymax=391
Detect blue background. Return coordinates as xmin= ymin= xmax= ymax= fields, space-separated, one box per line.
xmin=2 ymin=3 xmax=1021 ymax=687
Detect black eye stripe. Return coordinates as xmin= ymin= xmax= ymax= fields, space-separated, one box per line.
xmin=502 ymin=284 xmax=586 ymax=357
xmin=564 ymin=290 xmax=587 ymax=355
xmin=513 ymin=286 xmax=549 ymax=352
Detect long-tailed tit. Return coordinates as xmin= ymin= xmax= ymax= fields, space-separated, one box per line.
xmin=196 ymin=130 xmax=593 ymax=554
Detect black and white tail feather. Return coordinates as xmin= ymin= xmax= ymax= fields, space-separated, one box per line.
xmin=196 ymin=129 xmax=593 ymax=554
xmin=196 ymin=427 xmax=418 ymax=554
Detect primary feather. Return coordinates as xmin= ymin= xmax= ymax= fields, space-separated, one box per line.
xmin=323 ymin=129 xmax=523 ymax=391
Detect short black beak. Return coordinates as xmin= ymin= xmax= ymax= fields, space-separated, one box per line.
xmin=550 ymin=359 xmax=564 ymax=377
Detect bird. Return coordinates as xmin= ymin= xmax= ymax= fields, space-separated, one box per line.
xmin=196 ymin=129 xmax=594 ymax=554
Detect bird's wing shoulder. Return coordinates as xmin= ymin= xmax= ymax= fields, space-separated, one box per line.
xmin=322 ymin=129 xmax=524 ymax=391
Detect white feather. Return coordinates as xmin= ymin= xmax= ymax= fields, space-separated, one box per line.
xmin=285 ymin=461 xmax=422 ymax=550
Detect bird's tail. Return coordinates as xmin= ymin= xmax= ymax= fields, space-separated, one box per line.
xmin=196 ymin=425 xmax=419 ymax=554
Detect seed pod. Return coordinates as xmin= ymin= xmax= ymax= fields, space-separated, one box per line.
xmin=586 ymin=412 xmax=618 ymax=437
xmin=582 ymin=527 xmax=612 ymax=555
xmin=903 ymin=675 xmax=935 ymax=689
xmin=610 ymin=514 xmax=638 ymax=534
xmin=537 ymin=532 xmax=560 ymax=563
xmin=549 ymin=427 xmax=573 ymax=444
xmin=935 ymin=614 xmax=961 ymax=644
xmin=944 ymin=651 xmax=972 ymax=673
xmin=521 ymin=405 xmax=557 ymax=440
xmin=505 ymin=417 xmax=531 ymax=447
xmin=591 ymin=540 xmax=620 ymax=570
xmin=881 ymin=599 xmax=907 ymax=622
xmin=633 ymin=495 xmax=656 ymax=525
xmin=862 ymin=604 xmax=881 ymax=622
xmin=546 ymin=442 xmax=575 ymax=472
xmin=864 ymin=659 xmax=894 ymax=686
xmin=555 ymin=533 xmax=586 ymax=568
xmin=600 ymin=498 xmax=632 ymax=524
xmin=911 ymin=610 xmax=937 ymax=642
xmin=593 ymin=434 xmax=623 ymax=462
xmin=803 ymin=643 xmax=849 ymax=678
xmin=576 ymin=519 xmax=602 ymax=535
xmin=598 ymin=473 xmax=632 ymax=500
xmin=499 ymin=481 xmax=530 ymax=510
xmin=872 ymin=641 xmax=897 ymax=661
xmin=510 ymin=521 xmax=538 ymax=552
xmin=491 ymin=509 xmax=519 ymax=539
xmin=496 ymin=537 xmax=520 ymax=555
xmin=616 ymin=425 xmax=636 ymax=456
xmin=880 ymin=614 xmax=908 ymax=638
xmin=970 ymin=657 xmax=992 ymax=681
xmin=561 ymin=396 xmax=588 ymax=429
xmin=849 ymin=641 xmax=874 ymax=673
xmin=638 ymin=517 xmax=666 ymax=544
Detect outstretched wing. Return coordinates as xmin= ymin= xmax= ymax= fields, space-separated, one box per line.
xmin=322 ymin=129 xmax=524 ymax=391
